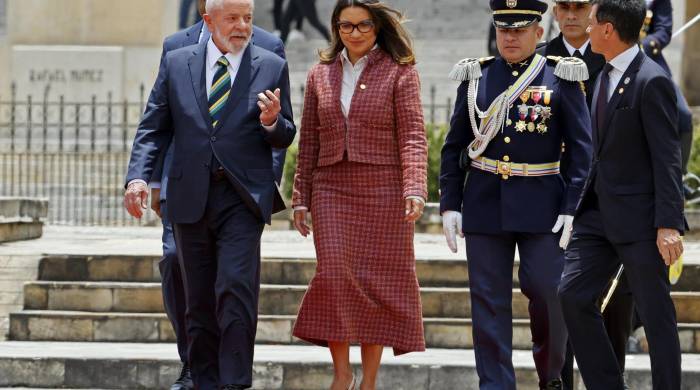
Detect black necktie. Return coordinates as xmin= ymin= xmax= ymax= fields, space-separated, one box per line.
xmin=596 ymin=63 xmax=614 ymax=132
xmin=574 ymin=50 xmax=584 ymax=59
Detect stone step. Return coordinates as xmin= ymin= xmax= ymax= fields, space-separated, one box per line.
xmin=9 ymin=311 xmax=700 ymax=354
xmin=35 ymin=254 xmax=700 ymax=292
xmin=22 ymin=281 xmax=700 ymax=323
xmin=2 ymin=341 xmax=698 ymax=390
xmin=36 ymin=255 xmax=470 ymax=288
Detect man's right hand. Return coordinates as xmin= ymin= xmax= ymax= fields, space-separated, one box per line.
xmin=293 ymin=209 xmax=311 ymax=237
xmin=150 ymin=188 xmax=161 ymax=218
xmin=442 ymin=211 xmax=463 ymax=253
xmin=124 ymin=181 xmax=149 ymax=219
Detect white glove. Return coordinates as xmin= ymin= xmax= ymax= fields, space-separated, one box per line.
xmin=442 ymin=211 xmax=464 ymax=253
xmin=552 ymin=214 xmax=574 ymax=250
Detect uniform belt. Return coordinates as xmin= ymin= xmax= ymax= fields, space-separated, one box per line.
xmin=470 ymin=156 xmax=560 ymax=177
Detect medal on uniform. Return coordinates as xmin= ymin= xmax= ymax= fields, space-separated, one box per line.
xmin=528 ymin=104 xmax=539 ymax=132
xmin=544 ymin=90 xmax=552 ymax=105
xmin=532 ymin=91 xmax=542 ymax=104
xmin=516 ymin=104 xmax=529 ymax=132
xmin=520 ymin=91 xmax=530 ymax=104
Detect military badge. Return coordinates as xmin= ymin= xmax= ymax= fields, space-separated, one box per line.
xmin=506 ymin=0 xmax=518 ymax=8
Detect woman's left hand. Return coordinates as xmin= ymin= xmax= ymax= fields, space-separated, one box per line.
xmin=405 ymin=198 xmax=424 ymax=222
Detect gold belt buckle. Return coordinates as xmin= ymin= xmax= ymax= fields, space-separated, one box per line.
xmin=497 ymin=161 xmax=512 ymax=176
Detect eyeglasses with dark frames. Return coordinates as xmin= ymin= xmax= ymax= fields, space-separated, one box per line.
xmin=337 ymin=20 xmax=375 ymax=34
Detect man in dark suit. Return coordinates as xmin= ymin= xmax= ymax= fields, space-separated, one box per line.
xmin=146 ymin=1 xmax=287 ymax=389
xmin=124 ymin=0 xmax=296 ymax=388
xmin=558 ymin=1 xmax=685 ymax=389
xmin=541 ymin=2 xmax=633 ymax=388
xmin=641 ymin=0 xmax=694 ymax=184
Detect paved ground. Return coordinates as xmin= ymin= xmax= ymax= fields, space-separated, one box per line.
xmin=1 ymin=341 xmax=699 ymax=372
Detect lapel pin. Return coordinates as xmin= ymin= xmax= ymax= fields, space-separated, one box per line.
xmin=624 ymin=77 xmax=631 ymax=85
xmin=360 ymin=84 xmax=367 ymax=90
xmin=618 ymin=88 xmax=625 ymax=94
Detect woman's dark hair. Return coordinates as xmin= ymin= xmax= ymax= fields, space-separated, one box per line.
xmin=319 ymin=0 xmax=415 ymax=65
xmin=592 ymin=0 xmax=646 ymax=44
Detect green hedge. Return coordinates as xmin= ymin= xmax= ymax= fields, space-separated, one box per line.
xmin=281 ymin=124 xmax=450 ymax=202
xmin=686 ymin=124 xmax=700 ymax=177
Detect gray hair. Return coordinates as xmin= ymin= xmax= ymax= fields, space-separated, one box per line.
xmin=206 ymin=0 xmax=255 ymax=13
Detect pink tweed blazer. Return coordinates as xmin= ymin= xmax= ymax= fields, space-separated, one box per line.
xmin=292 ymin=48 xmax=428 ymax=208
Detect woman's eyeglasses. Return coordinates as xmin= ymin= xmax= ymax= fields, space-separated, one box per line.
xmin=337 ymin=20 xmax=375 ymax=34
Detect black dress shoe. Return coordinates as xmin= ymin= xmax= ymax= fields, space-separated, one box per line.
xmin=543 ymin=379 xmax=563 ymax=390
xmin=170 ymin=363 xmax=194 ymax=390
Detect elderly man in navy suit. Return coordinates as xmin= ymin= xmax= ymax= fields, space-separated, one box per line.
xmin=145 ymin=1 xmax=286 ymax=388
xmin=124 ymin=0 xmax=296 ymax=388
xmin=557 ymin=1 xmax=685 ymax=389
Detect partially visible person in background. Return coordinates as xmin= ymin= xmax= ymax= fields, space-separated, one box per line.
xmin=641 ymin=0 xmax=694 ymax=184
xmin=281 ymin=0 xmax=331 ymax=43
xmin=273 ymin=0 xmax=304 ymax=38
xmin=292 ymin=0 xmax=428 ymax=388
xmin=179 ymin=0 xmax=202 ymax=29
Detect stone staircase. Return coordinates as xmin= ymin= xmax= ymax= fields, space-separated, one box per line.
xmin=0 ymin=255 xmax=700 ymax=389
xmin=1 ymin=228 xmax=700 ymax=388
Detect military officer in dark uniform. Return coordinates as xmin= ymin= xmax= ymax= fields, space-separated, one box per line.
xmin=440 ymin=1 xmax=593 ymax=389
xmin=540 ymin=2 xmax=633 ymax=388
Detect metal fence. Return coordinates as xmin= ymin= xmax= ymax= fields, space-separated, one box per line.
xmin=0 ymin=83 xmax=454 ymax=226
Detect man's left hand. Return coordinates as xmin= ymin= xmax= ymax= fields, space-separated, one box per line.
xmin=258 ymin=88 xmax=281 ymax=127
xmin=552 ymin=214 xmax=574 ymax=250
xmin=657 ymin=228 xmax=683 ymax=266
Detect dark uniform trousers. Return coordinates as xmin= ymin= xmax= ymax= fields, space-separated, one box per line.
xmin=466 ymin=232 xmax=567 ymax=390
xmin=558 ymin=195 xmax=681 ymax=390
xmin=173 ymin=176 xmax=264 ymax=389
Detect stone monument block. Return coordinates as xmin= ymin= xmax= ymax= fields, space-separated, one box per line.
xmin=11 ymin=45 xmax=124 ymax=101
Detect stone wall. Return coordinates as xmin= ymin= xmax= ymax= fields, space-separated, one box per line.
xmin=0 ymin=197 xmax=48 ymax=243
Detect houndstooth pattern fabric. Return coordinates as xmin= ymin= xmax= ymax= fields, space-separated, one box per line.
xmin=292 ymin=48 xmax=428 ymax=210
xmin=290 ymin=49 xmax=428 ymax=355
xmin=292 ymin=161 xmax=426 ymax=355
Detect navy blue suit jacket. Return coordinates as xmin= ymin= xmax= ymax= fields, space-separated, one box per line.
xmin=580 ymin=50 xmax=685 ymax=243
xmin=642 ymin=0 xmax=673 ymax=75
xmin=440 ymin=56 xmax=592 ymax=234
xmin=126 ymin=41 xmax=296 ymax=224
xmin=150 ymin=21 xmax=287 ymax=201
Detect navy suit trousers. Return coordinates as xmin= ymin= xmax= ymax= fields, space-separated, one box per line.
xmin=465 ymin=232 xmax=568 ymax=390
xmin=173 ymin=178 xmax=264 ymax=389
xmin=159 ymin=200 xmax=189 ymax=364
xmin=558 ymin=205 xmax=681 ymax=390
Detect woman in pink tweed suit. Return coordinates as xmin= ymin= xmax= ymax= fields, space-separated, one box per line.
xmin=291 ymin=1 xmax=428 ymax=389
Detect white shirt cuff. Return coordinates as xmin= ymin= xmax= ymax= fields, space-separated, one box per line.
xmin=149 ymin=182 xmax=161 ymax=189
xmin=405 ymin=196 xmax=426 ymax=205
xmin=262 ymin=119 xmax=278 ymax=131
xmin=294 ymin=206 xmax=308 ymax=211
xmin=128 ymin=179 xmax=147 ymax=188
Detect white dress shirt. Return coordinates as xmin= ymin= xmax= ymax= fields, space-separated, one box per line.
xmin=604 ymin=44 xmax=640 ymax=101
xmin=339 ymin=45 xmax=376 ymax=118
xmin=562 ymin=37 xmax=590 ymax=57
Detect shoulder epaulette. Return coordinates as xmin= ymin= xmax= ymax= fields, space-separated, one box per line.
xmin=448 ymin=56 xmax=495 ymax=82
xmin=547 ymin=55 xmax=589 ymax=82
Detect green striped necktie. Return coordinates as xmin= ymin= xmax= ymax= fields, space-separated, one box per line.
xmin=209 ymin=56 xmax=231 ymax=127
